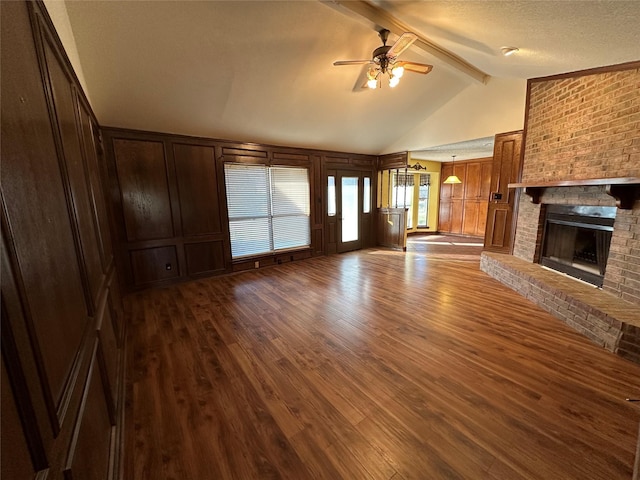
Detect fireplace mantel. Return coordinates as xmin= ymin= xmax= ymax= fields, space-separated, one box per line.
xmin=508 ymin=177 xmax=640 ymax=209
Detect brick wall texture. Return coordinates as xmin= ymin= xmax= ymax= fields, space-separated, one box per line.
xmin=522 ymin=67 xmax=640 ymax=182
xmin=514 ymin=65 xmax=640 ymax=306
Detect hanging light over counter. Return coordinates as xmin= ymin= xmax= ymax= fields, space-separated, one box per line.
xmin=443 ymin=155 xmax=462 ymax=184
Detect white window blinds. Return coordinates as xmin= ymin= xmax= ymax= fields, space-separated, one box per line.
xmin=224 ymin=163 xmax=310 ymax=259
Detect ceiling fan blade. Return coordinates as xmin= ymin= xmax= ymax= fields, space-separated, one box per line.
xmin=397 ymin=61 xmax=433 ymax=75
xmin=387 ymin=32 xmax=417 ymax=58
xmin=333 ymin=60 xmax=374 ymax=66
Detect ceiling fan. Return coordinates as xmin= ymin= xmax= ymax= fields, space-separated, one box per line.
xmin=334 ymin=29 xmax=433 ymax=89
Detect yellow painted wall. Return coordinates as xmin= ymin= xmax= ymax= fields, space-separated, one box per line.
xmin=377 ymin=157 xmax=442 ymax=233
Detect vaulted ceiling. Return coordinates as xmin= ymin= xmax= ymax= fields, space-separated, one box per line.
xmin=47 ymin=1 xmax=640 ymax=159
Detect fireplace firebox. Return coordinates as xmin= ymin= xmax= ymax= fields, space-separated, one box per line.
xmin=540 ymin=205 xmax=616 ymax=287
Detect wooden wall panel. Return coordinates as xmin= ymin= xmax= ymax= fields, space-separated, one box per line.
xmin=185 ymin=241 xmax=225 ymax=276
xmin=377 ymin=208 xmax=407 ymax=250
xmin=1 ymin=3 xmax=126 ymax=479
xmin=114 ymin=139 xmax=173 ymax=242
xmin=96 ymin=297 xmax=119 ymax=418
xmin=1 ymin=0 xmax=89 ymax=423
xmin=1 ymin=227 xmax=51 ymax=471
xmin=173 ymin=144 xmax=221 ymax=236
xmin=78 ymin=107 xmax=113 ymax=270
xmin=43 ymin=37 xmax=104 ymax=312
xmin=107 ymin=273 xmax=125 ymax=347
xmin=63 ymin=341 xmax=112 ymax=480
xmin=130 ymin=246 xmax=179 ymax=286
xmin=105 ymin=129 xmax=375 ymax=290
xmin=1 ymin=356 xmax=35 ymax=480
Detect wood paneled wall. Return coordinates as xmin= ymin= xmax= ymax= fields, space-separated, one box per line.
xmin=102 ymin=128 xmax=377 ymax=291
xmin=438 ymin=157 xmax=492 ymax=237
xmin=1 ymin=2 xmax=124 ymax=479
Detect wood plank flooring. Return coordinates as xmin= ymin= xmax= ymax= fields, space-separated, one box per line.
xmin=125 ymin=247 xmax=640 ymax=479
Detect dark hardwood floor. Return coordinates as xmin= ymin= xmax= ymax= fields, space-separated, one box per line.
xmin=125 ymin=246 xmax=640 ymax=479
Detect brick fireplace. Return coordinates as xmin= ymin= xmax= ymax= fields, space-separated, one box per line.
xmin=481 ymin=62 xmax=640 ymax=364
xmin=513 ymin=185 xmax=639 ymax=302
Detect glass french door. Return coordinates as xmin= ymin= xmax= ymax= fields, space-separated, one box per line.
xmin=326 ymin=170 xmax=371 ymax=253
xmin=339 ymin=174 xmax=360 ymax=252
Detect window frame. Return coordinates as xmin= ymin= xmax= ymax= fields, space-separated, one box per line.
xmin=224 ymin=162 xmax=311 ymax=260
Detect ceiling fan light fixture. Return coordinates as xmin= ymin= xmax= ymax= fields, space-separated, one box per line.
xmin=500 ymin=46 xmax=519 ymax=56
xmin=391 ymin=65 xmax=404 ymax=78
xmin=334 ymin=30 xmax=433 ymax=90
xmin=366 ymin=68 xmax=379 ymax=89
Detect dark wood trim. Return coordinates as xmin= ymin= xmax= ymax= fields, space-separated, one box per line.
xmin=528 ymin=60 xmax=640 ymax=84
xmin=510 ymin=177 xmax=640 ymax=188
xmin=509 ymin=177 xmax=640 ymax=209
xmin=378 ymin=152 xmax=408 ymax=170
xmin=102 ymin=125 xmax=378 ymax=163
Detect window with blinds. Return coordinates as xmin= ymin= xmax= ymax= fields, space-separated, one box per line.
xmin=224 ymin=163 xmax=310 ymax=258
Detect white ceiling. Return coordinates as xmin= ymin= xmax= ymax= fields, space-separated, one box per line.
xmin=52 ymin=1 xmax=640 ymax=158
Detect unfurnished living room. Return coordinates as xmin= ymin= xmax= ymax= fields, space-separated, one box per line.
xmin=2 ymin=1 xmax=640 ymax=479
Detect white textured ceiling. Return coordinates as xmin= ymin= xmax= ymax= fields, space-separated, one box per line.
xmin=60 ymin=1 xmax=640 ymax=157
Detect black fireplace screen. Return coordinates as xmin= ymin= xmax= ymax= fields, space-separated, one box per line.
xmin=540 ymin=205 xmax=616 ymax=287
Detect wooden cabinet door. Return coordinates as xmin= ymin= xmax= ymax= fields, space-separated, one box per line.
xmin=464 ymin=162 xmax=482 ymax=199
xmin=484 ymin=131 xmax=523 ymax=252
xmin=438 ymin=201 xmax=452 ymax=232
xmin=440 ymin=164 xmax=453 ymax=201
xmin=462 ymin=201 xmax=479 ymax=235
xmin=451 ymin=165 xmax=466 ymax=199
xmin=450 ymin=199 xmax=464 ymax=234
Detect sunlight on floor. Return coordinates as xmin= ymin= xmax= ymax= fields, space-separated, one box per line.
xmin=408 ymin=240 xmax=484 ymax=247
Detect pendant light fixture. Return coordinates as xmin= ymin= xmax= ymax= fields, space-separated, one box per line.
xmin=443 ymin=155 xmax=462 ymax=184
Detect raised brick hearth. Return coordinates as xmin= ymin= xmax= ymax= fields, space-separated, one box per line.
xmin=481 ymin=251 xmax=640 ymax=364
xmin=481 ymin=63 xmax=640 ymax=364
